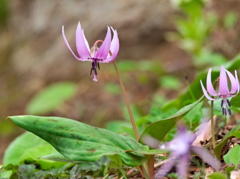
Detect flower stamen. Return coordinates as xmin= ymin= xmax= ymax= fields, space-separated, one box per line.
xmin=228 ymin=109 xmax=232 ymax=115
xmin=227 ymin=99 xmax=231 ymax=106
xmin=93 ymin=40 xmax=104 ymax=47
xmin=222 ymin=108 xmax=225 ymax=115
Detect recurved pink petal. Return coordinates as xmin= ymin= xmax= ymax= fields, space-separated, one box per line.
xmin=200 ymin=80 xmax=216 ymax=101
xmin=191 ymin=146 xmax=221 ymax=171
xmin=226 ymin=69 xmax=239 ymax=94
xmin=76 ymin=22 xmax=91 ymax=59
xmin=235 ymin=70 xmax=240 ymax=92
xmin=103 ymin=27 xmax=119 ymax=63
xmin=82 ymin=30 xmax=90 ymax=52
xmin=95 ymin=27 xmax=112 ymax=60
xmin=62 ymin=26 xmax=83 ymax=61
xmin=219 ymin=66 xmax=229 ymax=95
xmin=176 ymin=153 xmax=189 ymax=179
xmin=155 ymin=156 xmax=177 ymax=179
xmin=206 ymin=68 xmax=218 ymax=96
xmin=234 ymin=70 xmax=239 ymax=93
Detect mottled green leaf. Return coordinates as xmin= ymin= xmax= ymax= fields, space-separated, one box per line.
xmin=3 ymin=132 xmax=66 ymax=170
xmin=9 ymin=115 xmax=149 ymax=166
xmin=4 ymin=132 xmax=48 ymax=166
xmin=126 ymin=149 xmax=165 ymax=155
xmin=19 ymin=145 xmax=66 ymax=170
xmin=140 ymin=96 xmax=204 ymax=141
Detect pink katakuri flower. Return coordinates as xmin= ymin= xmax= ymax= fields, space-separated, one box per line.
xmin=200 ymin=66 xmax=239 ymax=118
xmin=62 ymin=22 xmax=119 ymax=81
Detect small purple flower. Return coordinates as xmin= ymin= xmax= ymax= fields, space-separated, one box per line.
xmin=200 ymin=66 xmax=239 ymax=118
xmin=155 ymin=126 xmax=220 ymax=179
xmin=62 ymin=22 xmax=119 ymax=81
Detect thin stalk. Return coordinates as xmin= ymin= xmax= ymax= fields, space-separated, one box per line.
xmin=118 ymin=167 xmax=127 ymax=179
xmin=136 ymin=166 xmax=144 ymax=178
xmin=149 ymin=156 xmax=155 ymax=179
xmin=142 ymin=156 xmax=154 ymax=179
xmin=185 ymin=77 xmax=196 ymax=101
xmin=113 ymin=61 xmax=139 ymax=140
xmin=224 ymin=116 xmax=227 ymax=126
xmin=211 ymin=101 xmax=216 ymax=148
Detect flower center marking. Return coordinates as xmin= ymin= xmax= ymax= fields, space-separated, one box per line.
xmin=89 ymin=40 xmax=103 ymax=81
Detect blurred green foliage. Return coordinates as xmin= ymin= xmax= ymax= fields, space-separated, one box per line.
xmin=214 ymin=124 xmax=240 ymax=159
xmin=116 ymin=60 xmax=162 ymax=74
xmin=0 ymin=121 xmax=15 ymax=136
xmin=0 ymin=0 xmax=9 ymax=27
xmin=207 ymin=172 xmax=227 ymax=179
xmin=225 ymin=166 xmax=235 ymax=179
xmin=159 ymin=76 xmax=181 ymax=90
xmin=26 ymin=82 xmax=77 ymax=115
xmin=224 ymin=144 xmax=240 ymax=168
xmin=169 ymin=0 xmax=228 ymax=67
xmin=224 ymin=12 xmax=238 ymax=29
xmin=104 ymin=83 xmax=121 ymax=95
xmin=183 ymin=102 xmax=202 ymax=131
xmin=173 ymin=0 xmax=216 ymax=52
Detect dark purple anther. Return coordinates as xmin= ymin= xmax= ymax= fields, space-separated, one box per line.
xmin=227 ymin=99 xmax=231 ymax=107
xmin=90 ymin=61 xmax=99 ymax=77
xmin=94 ymin=68 xmax=97 ymax=75
xmin=228 ymin=109 xmax=232 ymax=115
xmin=221 ymin=100 xmax=223 ymax=107
xmin=222 ymin=108 xmax=225 ymax=115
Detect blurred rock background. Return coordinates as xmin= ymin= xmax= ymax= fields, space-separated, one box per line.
xmin=0 ymin=0 xmax=177 ymax=162
xmin=0 ymin=0 xmax=240 ymax=162
xmin=0 ymin=0 xmax=176 ymax=116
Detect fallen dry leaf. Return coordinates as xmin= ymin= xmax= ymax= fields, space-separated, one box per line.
xmin=230 ymin=170 xmax=240 ymax=179
xmin=193 ymin=116 xmax=219 ymax=146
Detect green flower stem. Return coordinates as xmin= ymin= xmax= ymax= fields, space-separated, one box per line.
xmin=113 ymin=61 xmax=139 ymax=141
xmin=142 ymin=155 xmax=155 ymax=179
xmin=224 ymin=116 xmax=227 ymax=126
xmin=211 ymin=101 xmax=216 ymax=148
